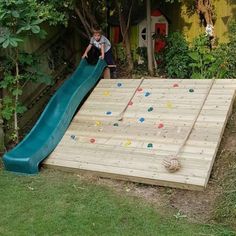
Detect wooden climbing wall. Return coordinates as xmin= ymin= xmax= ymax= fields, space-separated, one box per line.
xmin=44 ymin=79 xmax=236 ymax=190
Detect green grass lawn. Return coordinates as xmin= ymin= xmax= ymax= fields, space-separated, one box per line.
xmin=0 ymin=166 xmax=235 ymax=236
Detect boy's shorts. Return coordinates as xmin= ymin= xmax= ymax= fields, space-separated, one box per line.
xmin=104 ymin=49 xmax=114 ymax=65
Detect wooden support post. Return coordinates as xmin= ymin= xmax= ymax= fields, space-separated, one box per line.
xmin=103 ymin=65 xmax=117 ymax=79
xmin=103 ymin=68 xmax=111 ymax=79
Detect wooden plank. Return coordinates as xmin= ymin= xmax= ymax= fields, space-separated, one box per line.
xmin=44 ymin=79 xmax=236 ymax=190
xmin=44 ymin=163 xmax=205 ymax=191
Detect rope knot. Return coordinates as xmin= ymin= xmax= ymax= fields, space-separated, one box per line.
xmin=163 ymin=156 xmax=181 ymax=173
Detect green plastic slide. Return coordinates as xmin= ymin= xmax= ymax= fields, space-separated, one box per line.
xmin=3 ymin=59 xmax=107 ymax=174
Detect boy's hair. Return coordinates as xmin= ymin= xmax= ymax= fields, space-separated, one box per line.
xmin=92 ymin=27 xmax=102 ymax=35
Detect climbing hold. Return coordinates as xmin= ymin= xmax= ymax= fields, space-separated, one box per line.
xmin=70 ymin=135 xmax=77 ymax=140
xmin=106 ymin=111 xmax=112 ymax=115
xmin=90 ymin=138 xmax=96 ymax=144
xmin=145 ymin=92 xmax=151 ymax=97
xmin=137 ymin=87 xmax=143 ymax=92
xmin=157 ymin=123 xmax=164 ymax=129
xmin=139 ymin=117 xmax=145 ymax=123
xmin=147 ymin=143 xmax=153 ymax=148
xmin=128 ymin=101 xmax=133 ymax=106
xmin=148 ymin=107 xmax=153 ymax=112
xmin=173 ymin=83 xmax=179 ymax=88
xmin=117 ymin=83 xmax=122 ymax=87
xmin=166 ymin=101 xmax=173 ymax=109
xmin=113 ymin=123 xmax=119 ymax=127
xmin=124 ymin=139 xmax=132 ymax=147
xmin=95 ymin=121 xmax=102 ymax=126
xmin=189 ymin=88 xmax=194 ymax=93
xmin=103 ymin=91 xmax=110 ymax=96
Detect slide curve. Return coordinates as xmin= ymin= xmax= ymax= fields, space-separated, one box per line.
xmin=3 ymin=59 xmax=107 ymax=174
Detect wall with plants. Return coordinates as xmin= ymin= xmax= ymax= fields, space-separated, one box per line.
xmin=158 ymin=20 xmax=236 ymax=79
xmin=163 ymin=0 xmax=236 ymax=43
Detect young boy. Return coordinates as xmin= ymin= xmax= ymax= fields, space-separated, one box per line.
xmin=82 ymin=27 xmax=114 ymax=67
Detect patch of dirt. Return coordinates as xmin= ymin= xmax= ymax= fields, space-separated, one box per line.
xmin=76 ymin=100 xmax=236 ymax=224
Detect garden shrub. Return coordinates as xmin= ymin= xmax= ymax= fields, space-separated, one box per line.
xmin=188 ymin=34 xmax=217 ymax=79
xmin=163 ymin=32 xmax=191 ymax=78
xmin=226 ymin=20 xmax=236 ymax=78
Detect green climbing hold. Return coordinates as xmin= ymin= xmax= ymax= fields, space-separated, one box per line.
xmin=113 ymin=123 xmax=119 ymax=127
xmin=189 ymin=88 xmax=194 ymax=93
xmin=147 ymin=143 xmax=153 ymax=148
xmin=148 ymin=107 xmax=153 ymax=112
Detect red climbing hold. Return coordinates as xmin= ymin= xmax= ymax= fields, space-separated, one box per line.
xmin=173 ymin=83 xmax=179 ymax=88
xmin=157 ymin=123 xmax=164 ymax=129
xmin=128 ymin=101 xmax=133 ymax=106
xmin=137 ymin=87 xmax=143 ymax=92
xmin=90 ymin=138 xmax=96 ymax=144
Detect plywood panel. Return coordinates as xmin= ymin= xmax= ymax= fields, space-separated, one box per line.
xmin=44 ymin=79 xmax=236 ymax=190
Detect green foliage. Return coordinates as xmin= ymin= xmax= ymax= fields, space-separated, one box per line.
xmin=0 ymin=52 xmax=52 ymax=122
xmin=226 ymin=20 xmax=236 ymax=78
xmin=0 ymin=0 xmax=66 ymax=141
xmin=160 ymin=31 xmax=236 ymax=79
xmin=163 ymin=32 xmax=191 ymax=78
xmin=188 ymin=34 xmax=216 ymax=79
xmin=115 ymin=44 xmax=127 ymax=64
xmin=188 ymin=33 xmax=235 ymax=79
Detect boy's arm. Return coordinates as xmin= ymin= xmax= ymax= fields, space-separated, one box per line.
xmin=100 ymin=44 xmax=105 ymax=59
xmin=82 ymin=44 xmax=92 ymax=58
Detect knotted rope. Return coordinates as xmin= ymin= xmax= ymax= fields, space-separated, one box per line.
xmin=163 ymin=79 xmax=215 ymax=173
xmin=117 ymin=77 xmax=145 ymax=121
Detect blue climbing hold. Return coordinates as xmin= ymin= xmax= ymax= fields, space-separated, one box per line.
xmin=145 ymin=92 xmax=151 ymax=97
xmin=106 ymin=111 xmax=112 ymax=115
xmin=117 ymin=83 xmax=122 ymax=87
xmin=139 ymin=117 xmax=145 ymax=123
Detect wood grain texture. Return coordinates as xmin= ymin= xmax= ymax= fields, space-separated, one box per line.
xmin=44 ymin=79 xmax=236 ymax=190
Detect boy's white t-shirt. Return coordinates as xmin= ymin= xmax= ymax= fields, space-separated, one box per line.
xmin=90 ymin=35 xmax=111 ymax=53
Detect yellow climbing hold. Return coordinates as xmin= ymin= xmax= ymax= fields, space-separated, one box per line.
xmin=124 ymin=139 xmax=132 ymax=147
xmin=166 ymin=101 xmax=173 ymax=109
xmin=103 ymin=91 xmax=110 ymax=96
xmin=95 ymin=121 xmax=102 ymax=126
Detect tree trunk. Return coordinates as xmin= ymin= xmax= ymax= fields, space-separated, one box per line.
xmin=75 ymin=7 xmax=92 ymax=38
xmin=147 ymin=0 xmax=154 ymax=76
xmin=14 ymin=60 xmax=19 ymax=143
xmin=123 ymin=31 xmax=133 ymax=73
xmin=81 ymin=0 xmax=98 ymax=28
xmin=117 ymin=1 xmax=134 ymax=75
xmin=0 ymin=98 xmax=5 ymax=154
xmin=197 ymin=0 xmax=215 ymax=43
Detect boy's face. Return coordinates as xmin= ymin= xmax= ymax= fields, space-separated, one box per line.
xmin=94 ymin=32 xmax=101 ymax=41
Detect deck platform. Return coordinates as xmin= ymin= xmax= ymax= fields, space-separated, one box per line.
xmin=44 ymin=79 xmax=236 ymax=190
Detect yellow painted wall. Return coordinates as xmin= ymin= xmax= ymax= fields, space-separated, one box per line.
xmin=163 ymin=0 xmax=236 ymax=43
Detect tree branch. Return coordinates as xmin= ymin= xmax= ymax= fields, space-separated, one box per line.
xmin=74 ymin=6 xmax=92 ymax=38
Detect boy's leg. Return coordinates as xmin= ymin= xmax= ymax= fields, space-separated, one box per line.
xmin=104 ymin=49 xmax=114 ymax=65
xmin=104 ymin=49 xmax=117 ymax=78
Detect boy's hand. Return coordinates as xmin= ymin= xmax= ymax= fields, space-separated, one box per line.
xmin=99 ymin=55 xmax=104 ymax=60
xmin=82 ymin=53 xmax=88 ymax=58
